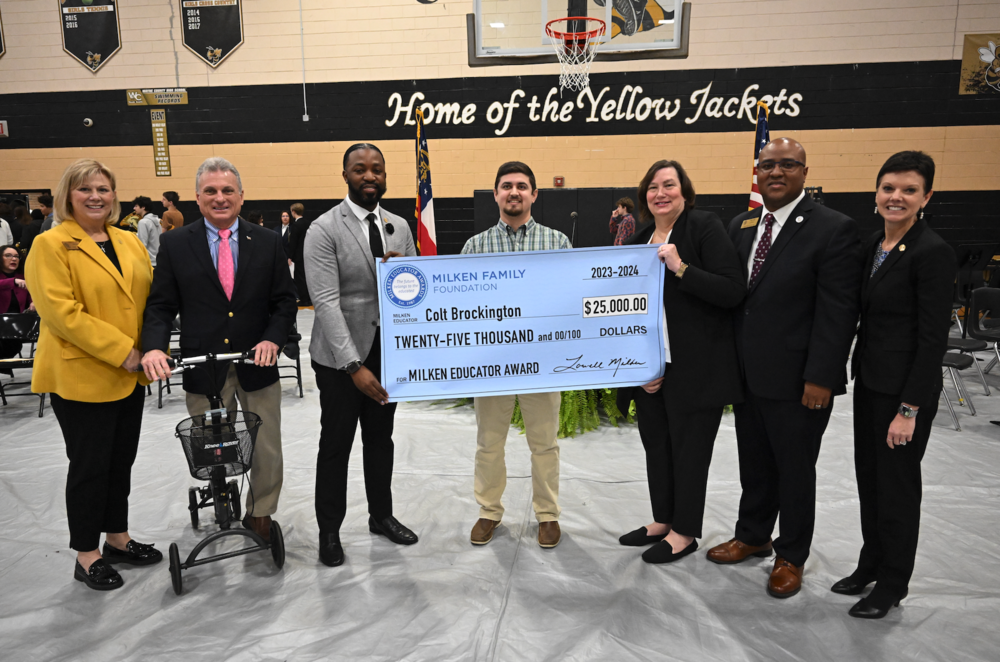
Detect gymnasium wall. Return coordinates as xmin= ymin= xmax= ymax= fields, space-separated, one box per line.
xmin=1 ymin=0 xmax=998 ymax=253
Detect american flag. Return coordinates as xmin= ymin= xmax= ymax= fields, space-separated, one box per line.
xmin=415 ymin=109 xmax=437 ymax=255
xmin=748 ymin=101 xmax=770 ymax=211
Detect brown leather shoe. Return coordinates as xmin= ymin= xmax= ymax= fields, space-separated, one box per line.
xmin=470 ymin=518 xmax=499 ymax=545
xmin=538 ymin=521 xmax=561 ymax=548
xmin=242 ymin=515 xmax=272 ymax=542
xmin=705 ymin=537 xmax=773 ymax=564
xmin=767 ymin=557 xmax=803 ymax=598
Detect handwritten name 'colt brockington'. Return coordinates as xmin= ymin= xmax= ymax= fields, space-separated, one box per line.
xmin=425 ymin=305 xmax=522 ymax=323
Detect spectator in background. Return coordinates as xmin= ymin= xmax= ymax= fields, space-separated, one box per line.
xmin=247 ymin=210 xmax=265 ymax=227
xmin=38 ymin=194 xmax=55 ymax=233
xmin=279 ymin=211 xmax=293 ymax=265
xmin=610 ymin=197 xmax=637 ymax=246
xmin=9 ymin=204 xmax=27 ymax=246
xmin=161 ymin=191 xmax=183 ymax=231
xmin=1 ymin=244 xmax=34 ymax=373
xmin=0 ymin=204 xmax=13 ymax=246
xmin=19 ymin=209 xmax=45 ymax=258
xmin=133 ymin=196 xmax=161 ymax=267
xmin=288 ymin=202 xmax=312 ymax=306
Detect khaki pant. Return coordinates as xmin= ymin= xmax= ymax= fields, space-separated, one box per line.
xmin=474 ymin=392 xmax=561 ymax=522
xmin=185 ymin=365 xmax=283 ymax=517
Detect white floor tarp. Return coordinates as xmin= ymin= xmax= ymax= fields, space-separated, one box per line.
xmin=1 ymin=309 xmax=998 ymax=661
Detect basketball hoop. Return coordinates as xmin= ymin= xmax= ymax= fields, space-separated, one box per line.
xmin=545 ymin=17 xmax=606 ymax=93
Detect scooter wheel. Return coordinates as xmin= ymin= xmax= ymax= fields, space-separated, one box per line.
xmin=188 ymin=487 xmax=199 ymax=530
xmin=169 ymin=543 xmax=183 ymax=595
xmin=269 ymin=520 xmax=285 ymax=569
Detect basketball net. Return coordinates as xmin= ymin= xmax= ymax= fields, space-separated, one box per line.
xmin=546 ymin=17 xmax=606 ymax=93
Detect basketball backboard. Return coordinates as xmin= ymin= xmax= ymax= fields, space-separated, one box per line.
xmin=469 ymin=0 xmax=687 ymax=65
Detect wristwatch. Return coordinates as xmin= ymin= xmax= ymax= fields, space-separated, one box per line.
xmin=675 ymin=262 xmax=689 ymax=279
xmin=898 ymin=404 xmax=918 ymax=418
xmin=344 ymin=360 xmax=364 ymax=374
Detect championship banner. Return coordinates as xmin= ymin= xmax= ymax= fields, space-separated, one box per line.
xmin=377 ymin=246 xmax=668 ymax=402
xmin=181 ymin=0 xmax=244 ymax=68
xmin=59 ymin=0 xmax=122 ymax=72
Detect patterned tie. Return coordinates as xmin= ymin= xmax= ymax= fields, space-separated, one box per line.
xmin=749 ymin=213 xmax=776 ymax=286
xmin=366 ymin=213 xmax=384 ymax=259
xmin=218 ymin=228 xmax=234 ymax=300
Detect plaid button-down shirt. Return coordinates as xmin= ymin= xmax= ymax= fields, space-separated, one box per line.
xmin=460 ymin=218 xmax=572 ymax=255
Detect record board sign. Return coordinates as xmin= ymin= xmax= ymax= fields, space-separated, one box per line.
xmin=0 ymin=7 xmax=6 ymax=60
xmin=181 ymin=0 xmax=244 ymax=68
xmin=60 ymin=0 xmax=122 ymax=72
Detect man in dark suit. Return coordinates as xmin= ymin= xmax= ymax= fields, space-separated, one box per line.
xmin=287 ymin=202 xmax=312 ymax=306
xmin=140 ymin=157 xmax=297 ymax=542
xmin=305 ymin=143 xmax=418 ymax=567
xmin=706 ymin=138 xmax=862 ymax=598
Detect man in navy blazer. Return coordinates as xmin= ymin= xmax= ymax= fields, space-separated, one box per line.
xmin=706 ymin=138 xmax=862 ymax=598
xmin=141 ymin=157 xmax=297 ymax=543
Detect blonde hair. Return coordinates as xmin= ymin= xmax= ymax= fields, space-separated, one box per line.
xmin=52 ymin=159 xmax=121 ymax=226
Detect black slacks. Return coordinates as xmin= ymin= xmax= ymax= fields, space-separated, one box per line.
xmin=733 ymin=389 xmax=832 ymax=566
xmin=634 ymin=388 xmax=723 ymax=538
xmin=852 ymin=377 xmax=935 ymax=606
xmin=313 ymin=329 xmax=395 ymax=535
xmin=50 ymin=384 xmax=145 ymax=552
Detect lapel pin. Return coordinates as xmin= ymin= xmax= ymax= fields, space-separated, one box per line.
xmin=246 ymin=236 xmax=251 ymax=240
xmin=795 ymin=216 xmax=804 ymax=223
xmin=386 ymin=222 xmax=395 ymax=235
xmin=899 ymin=244 xmax=906 ymax=252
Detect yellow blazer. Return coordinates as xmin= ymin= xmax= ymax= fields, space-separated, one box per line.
xmin=26 ymin=219 xmax=153 ymax=402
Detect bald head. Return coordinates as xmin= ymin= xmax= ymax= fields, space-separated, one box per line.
xmin=757 ymin=137 xmax=809 ymax=210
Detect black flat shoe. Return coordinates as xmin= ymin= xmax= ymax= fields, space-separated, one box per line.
xmin=642 ymin=539 xmax=698 ymax=564
xmin=74 ymin=559 xmax=124 ymax=591
xmin=848 ymin=591 xmax=906 ymax=620
xmin=102 ymin=540 xmax=163 ymax=566
xmin=619 ymin=526 xmax=668 ymax=547
xmin=319 ymin=533 xmax=344 ymax=567
xmin=831 ymin=574 xmax=876 ymax=595
xmin=369 ymin=516 xmax=418 ymax=545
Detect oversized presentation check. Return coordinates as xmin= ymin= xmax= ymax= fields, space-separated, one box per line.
xmin=376 ymin=245 xmax=668 ymax=402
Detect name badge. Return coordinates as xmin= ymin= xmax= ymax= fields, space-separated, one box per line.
xmin=62 ymin=241 xmax=82 ymax=250
xmin=741 ymin=218 xmax=759 ymax=229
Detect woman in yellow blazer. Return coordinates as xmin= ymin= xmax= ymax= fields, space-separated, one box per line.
xmin=26 ymin=159 xmax=161 ymax=591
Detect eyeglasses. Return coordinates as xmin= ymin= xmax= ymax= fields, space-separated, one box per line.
xmin=758 ymin=160 xmax=805 ymax=173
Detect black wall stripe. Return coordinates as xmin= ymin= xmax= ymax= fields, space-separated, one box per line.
xmin=1 ymin=60 xmax=997 ymax=150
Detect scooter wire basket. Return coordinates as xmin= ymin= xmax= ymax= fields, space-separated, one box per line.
xmin=176 ymin=411 xmax=261 ymax=481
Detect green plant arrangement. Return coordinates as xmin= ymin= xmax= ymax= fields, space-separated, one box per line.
xmin=511 ymin=388 xmax=635 ymax=438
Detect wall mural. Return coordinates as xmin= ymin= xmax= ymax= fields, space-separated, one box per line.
xmin=960 ymin=34 xmax=1000 ymax=95
xmin=59 ymin=0 xmax=122 ymax=73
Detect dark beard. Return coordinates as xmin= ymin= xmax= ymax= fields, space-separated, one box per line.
xmin=348 ymin=179 xmax=386 ymax=208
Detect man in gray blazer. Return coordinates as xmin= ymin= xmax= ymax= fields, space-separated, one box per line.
xmin=305 ymin=143 xmax=419 ymax=567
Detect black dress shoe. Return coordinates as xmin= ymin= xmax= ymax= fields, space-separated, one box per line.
xmin=319 ymin=533 xmax=344 ymax=567
xmin=619 ymin=526 xmax=668 ymax=547
xmin=849 ymin=590 xmax=907 ymax=619
xmin=74 ymin=559 xmax=124 ymax=591
xmin=642 ymin=539 xmax=698 ymax=564
xmin=831 ymin=573 xmax=876 ymax=595
xmin=101 ymin=540 xmax=163 ymax=566
xmin=369 ymin=516 xmax=418 ymax=545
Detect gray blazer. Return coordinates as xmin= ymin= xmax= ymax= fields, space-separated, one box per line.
xmin=305 ymin=199 xmax=416 ymax=370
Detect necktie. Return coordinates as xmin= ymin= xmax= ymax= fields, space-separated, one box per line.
xmin=749 ymin=213 xmax=776 ymax=287
xmin=366 ymin=213 xmax=384 ymax=259
xmin=218 ymin=228 xmax=234 ymax=300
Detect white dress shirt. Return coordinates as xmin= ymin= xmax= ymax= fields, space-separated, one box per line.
xmin=746 ymin=190 xmax=806 ymax=283
xmin=344 ymin=196 xmax=387 ymax=250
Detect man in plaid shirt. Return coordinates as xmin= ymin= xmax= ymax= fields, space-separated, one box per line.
xmin=461 ymin=162 xmax=571 ymax=549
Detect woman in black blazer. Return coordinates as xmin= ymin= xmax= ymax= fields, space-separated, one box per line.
xmin=833 ymin=151 xmax=956 ymax=618
xmin=617 ymin=160 xmax=746 ymax=564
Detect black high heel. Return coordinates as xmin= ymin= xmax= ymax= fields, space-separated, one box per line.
xmin=831 ymin=574 xmax=876 ymax=596
xmin=848 ymin=590 xmax=907 ymax=619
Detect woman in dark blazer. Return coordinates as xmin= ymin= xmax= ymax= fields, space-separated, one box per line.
xmin=617 ymin=160 xmax=746 ymax=564
xmin=833 ymin=151 xmax=956 ymax=618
